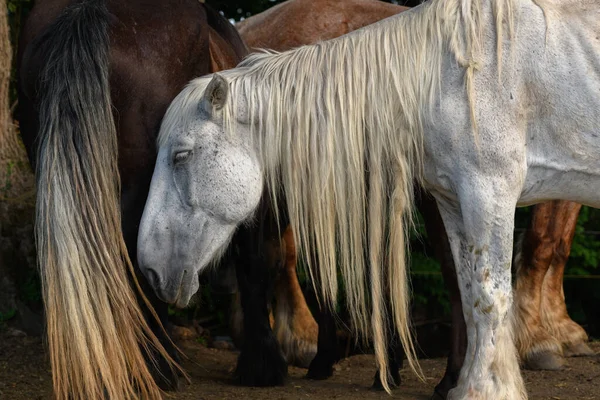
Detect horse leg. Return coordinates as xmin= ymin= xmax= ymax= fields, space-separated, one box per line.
xmin=435 ymin=253 xmax=468 ymax=400
xmin=233 ymin=222 xmax=288 ymax=386
xmin=515 ymin=201 xmax=579 ymax=370
xmin=273 ymin=226 xmax=319 ymax=368
xmin=537 ymin=202 xmax=593 ymax=357
xmin=513 ymin=201 xmax=565 ymax=370
xmin=436 ymin=192 xmax=525 ymax=400
xmin=306 ymin=302 xmax=338 ymax=380
xmin=417 ymin=191 xmax=467 ymax=399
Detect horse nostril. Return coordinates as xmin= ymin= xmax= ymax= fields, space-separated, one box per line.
xmin=145 ymin=268 xmax=160 ymax=288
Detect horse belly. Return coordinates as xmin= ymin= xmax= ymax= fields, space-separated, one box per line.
xmin=519 ymin=167 xmax=600 ymax=207
xmin=519 ymin=1 xmax=600 ymax=206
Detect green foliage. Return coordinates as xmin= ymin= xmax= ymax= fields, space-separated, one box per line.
xmin=7 ymin=0 xmax=33 ymax=103
xmin=0 ymin=308 xmax=16 ymax=322
xmin=195 ymin=335 xmax=208 ymax=346
xmin=18 ymin=268 xmax=42 ymax=304
xmin=408 ymin=210 xmax=450 ymax=317
xmin=568 ymin=206 xmax=600 ymax=274
xmin=410 ymin=252 xmax=449 ymax=316
xmin=0 ymin=309 xmax=16 ymax=330
xmin=7 ymin=0 xmax=32 ymax=14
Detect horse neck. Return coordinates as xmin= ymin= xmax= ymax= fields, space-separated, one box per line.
xmin=230 ymin=0 xmax=518 ymax=186
xmin=235 ymin=6 xmax=435 ymax=162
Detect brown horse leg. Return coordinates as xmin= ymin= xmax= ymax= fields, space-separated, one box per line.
xmin=538 ymin=202 xmax=593 ymax=357
xmin=513 ymin=201 xmax=565 ymax=370
xmin=273 ymin=226 xmax=319 ymax=368
xmin=418 ymin=191 xmax=466 ymax=399
xmin=230 ymin=225 xmax=317 ymax=369
xmin=232 ymin=203 xmax=288 ymax=386
xmin=229 ymin=291 xmax=276 ymax=349
xmin=306 ymin=303 xmax=338 ymax=380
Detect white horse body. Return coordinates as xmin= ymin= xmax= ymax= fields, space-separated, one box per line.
xmin=517 ymin=1 xmax=600 ymax=206
xmin=424 ymin=1 xmax=600 ymax=398
xmin=139 ymin=0 xmax=600 ymax=398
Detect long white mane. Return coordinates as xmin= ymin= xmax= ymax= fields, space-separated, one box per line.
xmin=159 ymin=0 xmax=518 ymax=390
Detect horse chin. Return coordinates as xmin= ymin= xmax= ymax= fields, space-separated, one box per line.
xmin=158 ymin=271 xmax=200 ymax=309
xmin=173 ymin=292 xmax=195 ymax=309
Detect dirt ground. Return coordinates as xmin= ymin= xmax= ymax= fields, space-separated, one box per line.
xmin=0 ymin=332 xmax=598 ymax=400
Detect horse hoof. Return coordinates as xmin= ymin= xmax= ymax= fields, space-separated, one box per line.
xmin=305 ymin=365 xmax=334 ymax=380
xmin=306 ymin=355 xmax=334 ymax=380
xmin=523 ymin=350 xmax=565 ymax=370
xmin=234 ymin=334 xmax=288 ymax=386
xmin=564 ymin=342 xmax=595 ymax=357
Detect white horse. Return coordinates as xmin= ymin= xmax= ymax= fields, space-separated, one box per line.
xmin=138 ymin=0 xmax=600 ymax=398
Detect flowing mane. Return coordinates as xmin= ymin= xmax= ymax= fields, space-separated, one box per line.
xmin=159 ymin=0 xmax=518 ymax=390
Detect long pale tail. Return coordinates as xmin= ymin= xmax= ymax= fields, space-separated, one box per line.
xmin=33 ymin=1 xmax=179 ymax=398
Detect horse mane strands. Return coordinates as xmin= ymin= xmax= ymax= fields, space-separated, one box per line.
xmin=222 ymin=0 xmax=518 ymax=392
xmin=160 ymin=0 xmax=519 ymax=392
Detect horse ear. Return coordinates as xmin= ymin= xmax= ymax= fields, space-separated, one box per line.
xmin=203 ymin=74 xmax=229 ymax=114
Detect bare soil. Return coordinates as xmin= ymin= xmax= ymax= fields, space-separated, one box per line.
xmin=0 ymin=332 xmax=598 ymax=400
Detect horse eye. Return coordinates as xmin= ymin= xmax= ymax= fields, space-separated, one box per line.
xmin=173 ymin=150 xmax=192 ymax=165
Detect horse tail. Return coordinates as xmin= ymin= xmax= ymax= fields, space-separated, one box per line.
xmin=33 ymin=1 xmax=178 ymax=398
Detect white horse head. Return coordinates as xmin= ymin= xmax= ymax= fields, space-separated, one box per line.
xmin=137 ymin=75 xmax=263 ymax=307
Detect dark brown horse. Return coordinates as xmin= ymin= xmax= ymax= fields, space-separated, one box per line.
xmin=17 ymin=0 xmax=246 ymax=398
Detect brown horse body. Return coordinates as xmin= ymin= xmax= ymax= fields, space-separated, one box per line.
xmin=237 ymin=0 xmax=407 ymax=51
xmin=17 ymin=0 xmax=246 ymax=397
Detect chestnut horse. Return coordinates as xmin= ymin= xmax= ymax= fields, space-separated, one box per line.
xmin=17 ymin=0 xmax=247 ymax=398
xmin=513 ymin=201 xmax=594 ymax=370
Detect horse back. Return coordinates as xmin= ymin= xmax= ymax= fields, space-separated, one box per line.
xmin=237 ymin=0 xmax=407 ymax=51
